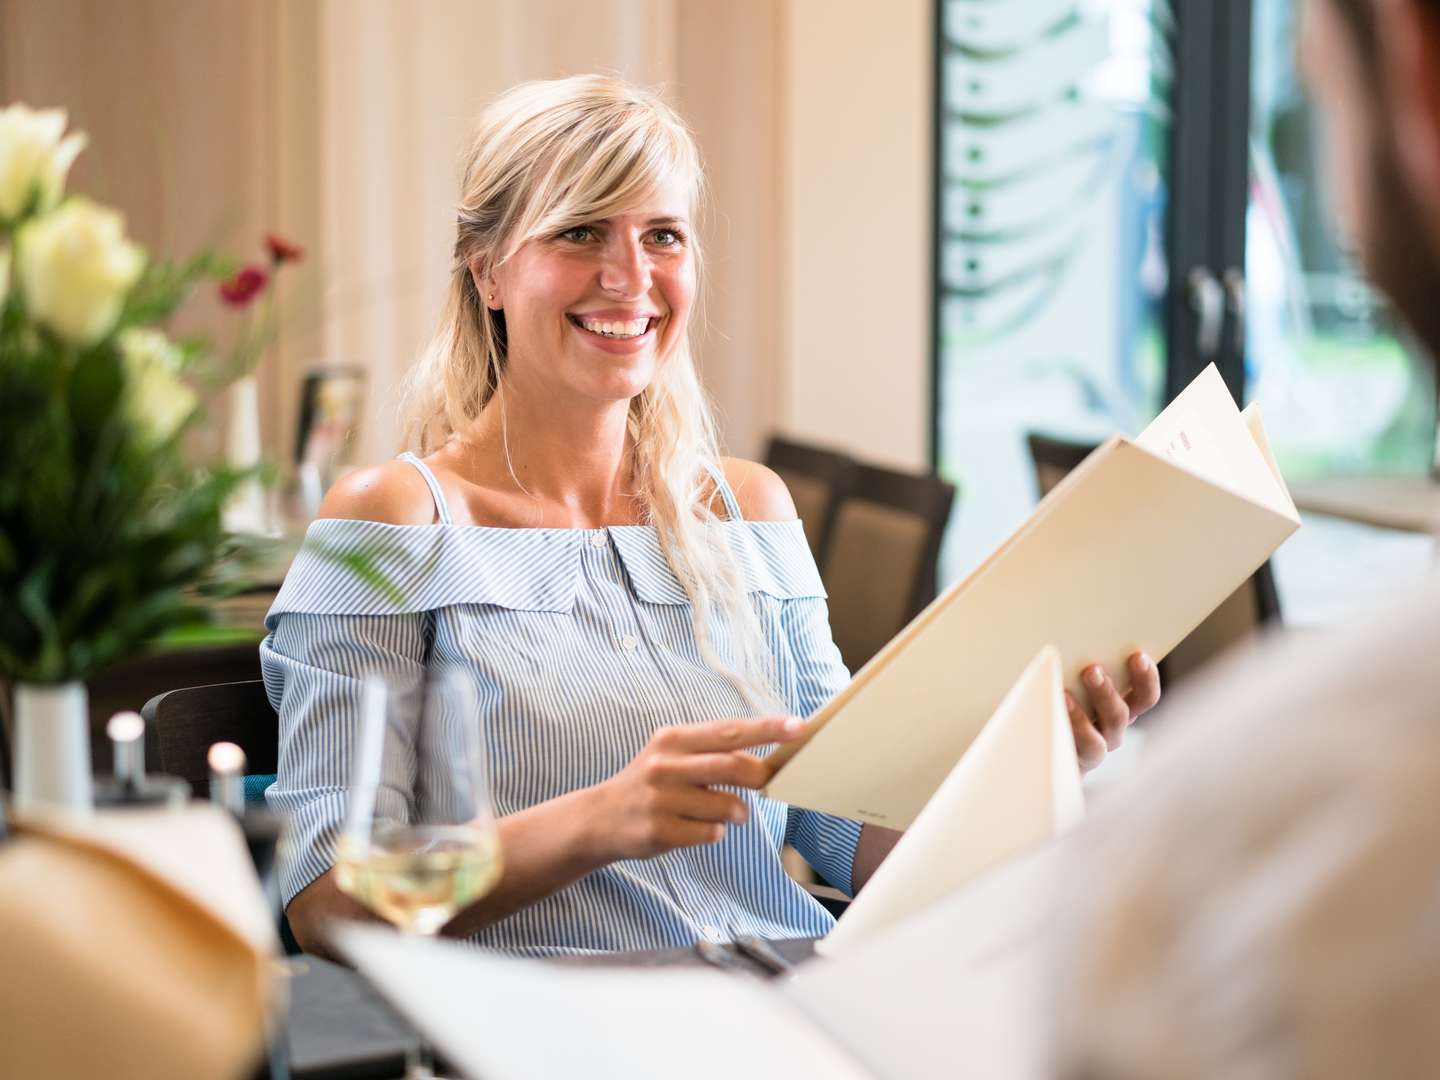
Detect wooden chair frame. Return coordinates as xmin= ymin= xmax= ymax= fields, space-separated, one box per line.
xmin=141 ymin=679 xmax=278 ymax=796
xmin=763 ymin=436 xmax=858 ymax=565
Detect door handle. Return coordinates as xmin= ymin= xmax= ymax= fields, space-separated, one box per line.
xmin=1223 ymin=267 xmax=1246 ymax=355
xmin=1188 ymin=266 xmax=1223 ymax=360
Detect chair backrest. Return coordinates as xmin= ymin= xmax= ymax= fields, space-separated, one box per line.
xmin=88 ymin=641 xmax=264 ymax=775
xmin=141 ymin=680 xmax=279 ymax=796
xmin=763 ymin=437 xmax=857 ymax=565
xmin=1024 ymin=430 xmax=1282 ymax=685
xmin=822 ymin=464 xmax=957 ymax=672
xmin=1026 ymin=432 xmax=1101 ymax=498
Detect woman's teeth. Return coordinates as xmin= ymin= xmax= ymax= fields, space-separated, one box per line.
xmin=576 ymin=316 xmax=650 ymax=339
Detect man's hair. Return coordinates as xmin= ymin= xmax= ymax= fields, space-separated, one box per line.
xmin=1322 ymin=0 xmax=1440 ymax=363
xmin=1325 ymin=0 xmax=1440 ymax=75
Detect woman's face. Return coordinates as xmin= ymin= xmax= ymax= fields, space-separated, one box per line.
xmin=483 ymin=175 xmax=696 ymax=407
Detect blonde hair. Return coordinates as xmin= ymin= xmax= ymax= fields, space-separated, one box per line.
xmin=401 ymin=75 xmax=780 ymax=711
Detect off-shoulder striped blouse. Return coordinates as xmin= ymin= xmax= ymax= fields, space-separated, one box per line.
xmin=261 ymin=453 xmax=863 ymax=956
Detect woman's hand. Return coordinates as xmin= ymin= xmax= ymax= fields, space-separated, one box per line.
xmin=1066 ymin=652 xmax=1161 ymax=774
xmin=591 ymin=715 xmax=805 ymax=861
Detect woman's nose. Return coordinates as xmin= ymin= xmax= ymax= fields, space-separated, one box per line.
xmin=598 ymin=237 xmax=651 ymax=298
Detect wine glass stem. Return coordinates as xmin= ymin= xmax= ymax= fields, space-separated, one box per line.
xmin=403 ymin=928 xmax=439 ymax=1080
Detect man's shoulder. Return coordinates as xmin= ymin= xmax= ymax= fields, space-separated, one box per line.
xmin=1057 ymin=580 xmax=1440 ymax=1073
xmin=1088 ymin=576 xmax=1440 ymax=855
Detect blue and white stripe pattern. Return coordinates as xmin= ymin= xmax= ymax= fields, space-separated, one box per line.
xmin=261 ymin=454 xmax=863 ymax=956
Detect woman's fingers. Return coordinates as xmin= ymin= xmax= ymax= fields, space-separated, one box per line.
xmin=659 ymin=715 xmax=804 ymax=754
xmin=642 ymin=788 xmax=748 ymax=853
xmin=1066 ymin=691 xmax=1108 ymax=772
xmin=1124 ymin=652 xmax=1161 ymax=716
xmin=1081 ymin=664 xmax=1131 ymax=750
xmin=664 ymin=785 xmax=750 ymax=825
xmin=663 ymin=750 xmax=773 ymax=790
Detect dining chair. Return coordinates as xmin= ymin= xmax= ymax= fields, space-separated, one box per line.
xmin=89 ymin=640 xmax=265 ymax=775
xmin=141 ymin=678 xmax=298 ymax=957
xmin=821 ymin=463 xmax=957 ymax=673
xmin=1025 ymin=430 xmax=1283 ymax=687
xmin=140 ymin=679 xmax=278 ymax=800
xmin=762 ymin=436 xmax=858 ymax=566
xmin=1024 ymin=432 xmax=1099 ymax=497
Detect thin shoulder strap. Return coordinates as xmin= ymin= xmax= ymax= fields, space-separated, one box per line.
xmin=397 ymin=451 xmax=454 ymax=525
xmin=701 ymin=460 xmax=744 ymax=523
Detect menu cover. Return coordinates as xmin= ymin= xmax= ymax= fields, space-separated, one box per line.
xmin=764 ymin=365 xmax=1299 ymax=827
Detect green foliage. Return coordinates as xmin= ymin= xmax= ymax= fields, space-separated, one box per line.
xmin=0 ymin=259 xmax=253 ymax=684
xmin=119 ymin=250 xmax=235 ymax=334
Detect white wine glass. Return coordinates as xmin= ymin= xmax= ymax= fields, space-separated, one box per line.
xmin=335 ymin=670 xmax=502 ymax=1078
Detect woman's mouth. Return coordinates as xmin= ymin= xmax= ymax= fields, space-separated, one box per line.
xmin=567 ymin=314 xmax=659 ymax=341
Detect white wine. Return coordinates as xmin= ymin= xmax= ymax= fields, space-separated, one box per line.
xmin=336 ymin=823 xmax=503 ymax=935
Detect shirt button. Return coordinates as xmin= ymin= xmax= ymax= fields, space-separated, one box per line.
xmin=589 ymin=532 xmax=607 ymax=548
xmin=620 ymin=634 xmax=639 ymax=652
xmin=701 ymin=925 xmax=723 ymax=941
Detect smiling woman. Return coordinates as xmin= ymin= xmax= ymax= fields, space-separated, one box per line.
xmin=259 ymin=73 xmax=1157 ymax=961
xmin=396 ymin=78 xmax=764 ymax=701
xmin=259 ymin=75 xmax=879 ymax=959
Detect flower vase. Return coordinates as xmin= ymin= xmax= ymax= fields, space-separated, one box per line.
xmin=223 ymin=373 xmax=272 ymax=534
xmin=13 ymin=681 xmax=93 ymax=815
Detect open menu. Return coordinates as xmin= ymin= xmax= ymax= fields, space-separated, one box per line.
xmin=817 ymin=645 xmax=1081 ymax=956
xmin=334 ymin=845 xmax=1059 ymax=1080
xmin=335 ymin=923 xmax=874 ymax=1080
xmin=764 ymin=364 xmax=1300 ymax=828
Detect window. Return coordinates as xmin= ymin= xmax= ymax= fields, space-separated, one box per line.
xmin=933 ymin=0 xmax=1435 ymax=622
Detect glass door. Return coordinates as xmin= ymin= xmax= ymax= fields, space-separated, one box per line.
xmin=933 ymin=0 xmax=1433 ymax=621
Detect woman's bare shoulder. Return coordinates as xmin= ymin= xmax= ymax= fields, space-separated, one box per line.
xmin=717 ymin=457 xmax=798 ymax=522
xmin=317 ymin=460 xmax=438 ymax=526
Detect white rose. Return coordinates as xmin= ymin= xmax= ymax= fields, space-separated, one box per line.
xmin=118 ymin=327 xmax=196 ymax=442
xmin=16 ymin=197 xmax=144 ymax=347
xmin=0 ymin=103 xmax=87 ymax=222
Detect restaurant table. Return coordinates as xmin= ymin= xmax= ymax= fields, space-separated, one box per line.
xmin=278 ymin=939 xmax=819 ymax=1079
xmin=1288 ymin=472 xmax=1440 ymax=534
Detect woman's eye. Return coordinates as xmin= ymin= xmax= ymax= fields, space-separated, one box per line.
xmin=560 ymin=225 xmax=594 ymax=243
xmin=650 ymin=228 xmax=684 ymax=247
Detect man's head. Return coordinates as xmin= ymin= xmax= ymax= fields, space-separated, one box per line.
xmin=1303 ymin=0 xmax=1440 ymax=361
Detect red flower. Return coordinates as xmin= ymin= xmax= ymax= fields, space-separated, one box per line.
xmin=219 ymin=265 xmax=269 ymax=306
xmin=265 ymin=233 xmax=304 ymax=264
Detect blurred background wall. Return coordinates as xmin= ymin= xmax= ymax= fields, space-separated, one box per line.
xmin=0 ymin=0 xmax=932 ymax=472
xmin=7 ymin=0 xmax=1437 ymax=670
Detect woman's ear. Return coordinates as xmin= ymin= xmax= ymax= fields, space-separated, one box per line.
xmin=469 ymin=256 xmax=500 ymax=310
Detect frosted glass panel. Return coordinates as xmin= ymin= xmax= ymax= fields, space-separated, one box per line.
xmin=936 ymin=0 xmax=1173 ymax=580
